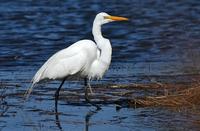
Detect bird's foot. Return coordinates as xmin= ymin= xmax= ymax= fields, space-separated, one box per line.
xmin=85 ymin=95 xmax=101 ymax=110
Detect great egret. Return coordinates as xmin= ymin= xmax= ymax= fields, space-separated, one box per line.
xmin=25 ymin=12 xmax=128 ymax=110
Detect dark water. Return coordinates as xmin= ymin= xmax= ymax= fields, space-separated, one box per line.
xmin=1 ymin=0 xmax=200 ymax=130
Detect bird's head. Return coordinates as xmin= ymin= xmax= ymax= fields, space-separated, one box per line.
xmin=95 ymin=12 xmax=129 ymax=25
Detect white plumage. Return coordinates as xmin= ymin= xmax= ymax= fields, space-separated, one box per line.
xmin=33 ymin=40 xmax=98 ymax=83
xmin=25 ymin=12 xmax=128 ymax=109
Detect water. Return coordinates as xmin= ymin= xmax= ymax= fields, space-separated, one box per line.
xmin=1 ymin=0 xmax=200 ymax=130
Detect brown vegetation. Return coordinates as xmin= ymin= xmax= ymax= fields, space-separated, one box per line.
xmin=127 ymin=82 xmax=200 ymax=108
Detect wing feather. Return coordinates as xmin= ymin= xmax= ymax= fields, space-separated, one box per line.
xmin=32 ymin=40 xmax=97 ymax=83
xmin=42 ymin=51 xmax=87 ymax=80
xmin=25 ymin=40 xmax=97 ymax=99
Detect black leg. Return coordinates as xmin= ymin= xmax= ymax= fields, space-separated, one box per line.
xmin=55 ymin=78 xmax=66 ymax=112
xmin=84 ymin=78 xmax=101 ymax=110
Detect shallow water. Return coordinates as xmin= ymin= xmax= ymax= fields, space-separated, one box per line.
xmin=1 ymin=0 xmax=200 ymax=130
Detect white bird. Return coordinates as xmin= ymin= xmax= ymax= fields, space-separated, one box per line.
xmin=25 ymin=12 xmax=128 ymax=110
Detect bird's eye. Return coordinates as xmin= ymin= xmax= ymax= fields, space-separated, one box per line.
xmin=104 ymin=16 xmax=109 ymax=19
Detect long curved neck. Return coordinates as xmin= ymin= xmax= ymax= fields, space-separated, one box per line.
xmin=92 ymin=22 xmax=103 ymax=42
xmin=92 ymin=20 xmax=112 ymax=65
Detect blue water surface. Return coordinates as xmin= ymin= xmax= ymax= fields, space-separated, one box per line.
xmin=1 ymin=0 xmax=200 ymax=130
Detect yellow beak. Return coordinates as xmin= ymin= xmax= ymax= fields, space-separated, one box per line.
xmin=104 ymin=15 xmax=129 ymax=21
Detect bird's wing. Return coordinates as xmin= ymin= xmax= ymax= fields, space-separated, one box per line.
xmin=42 ymin=50 xmax=88 ymax=80
xmin=32 ymin=46 xmax=81 ymax=83
xmin=25 ymin=46 xmax=85 ymax=100
xmin=32 ymin=40 xmax=97 ymax=83
xmin=24 ymin=40 xmax=97 ymax=100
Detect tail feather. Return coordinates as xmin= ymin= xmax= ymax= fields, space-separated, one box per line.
xmin=24 ymin=82 xmax=36 ymax=100
xmin=24 ymin=61 xmax=46 ymax=100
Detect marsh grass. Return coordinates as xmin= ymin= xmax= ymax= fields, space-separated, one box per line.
xmin=127 ymin=82 xmax=200 ymax=108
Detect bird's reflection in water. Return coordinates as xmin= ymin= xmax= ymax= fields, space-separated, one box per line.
xmin=85 ymin=108 xmax=101 ymax=131
xmin=55 ymin=107 xmax=101 ymax=131
xmin=55 ymin=111 xmax=63 ymax=131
